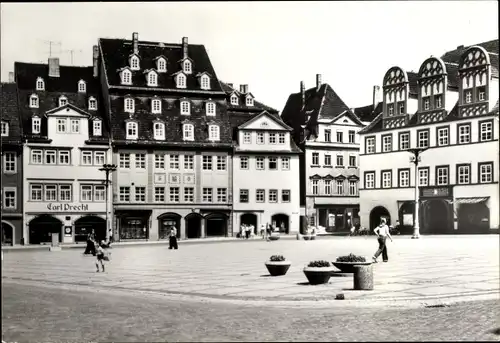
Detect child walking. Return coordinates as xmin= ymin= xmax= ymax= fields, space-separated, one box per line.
xmin=95 ymin=240 xmax=109 ymax=272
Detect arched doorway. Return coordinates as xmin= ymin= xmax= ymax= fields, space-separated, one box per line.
xmin=240 ymin=213 xmax=258 ymax=234
xmin=29 ymin=215 xmax=63 ymax=245
xmin=369 ymin=206 xmax=391 ymax=231
xmin=74 ymin=216 xmax=106 ymax=243
xmin=206 ymin=213 xmax=228 ymax=237
xmin=457 ymin=203 xmax=489 ymax=234
xmin=398 ymin=201 xmax=415 ymax=235
xmin=271 ymin=214 xmax=289 ymax=234
xmin=185 ymin=213 xmax=202 ymax=239
xmin=422 ymin=199 xmax=451 ymax=234
xmin=158 ymin=213 xmax=181 ymax=239
xmin=1 ymin=221 xmax=14 ymax=246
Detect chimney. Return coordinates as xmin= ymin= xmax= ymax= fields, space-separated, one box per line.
xmin=8 ymin=72 xmax=14 ymax=83
xmin=240 ymin=84 xmax=248 ymax=94
xmin=300 ymin=81 xmax=305 ymax=107
xmin=132 ymin=32 xmax=139 ymax=54
xmin=373 ymin=85 xmax=381 ymax=108
xmin=227 ymin=83 xmax=234 ymax=89
xmin=92 ymin=45 xmax=99 ymax=78
xmin=48 ymin=57 xmax=60 ymax=78
xmin=316 ymin=74 xmax=322 ymax=90
xmin=182 ymin=37 xmax=188 ymax=59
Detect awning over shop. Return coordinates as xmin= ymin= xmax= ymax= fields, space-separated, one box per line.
xmin=454 ymin=197 xmax=489 ymax=205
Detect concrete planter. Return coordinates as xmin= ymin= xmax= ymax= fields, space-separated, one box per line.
xmin=265 ymin=260 xmax=291 ymax=276
xmin=269 ymin=233 xmax=280 ymax=241
xmin=332 ymin=261 xmax=372 ymax=273
xmin=303 ymin=266 xmax=335 ymax=285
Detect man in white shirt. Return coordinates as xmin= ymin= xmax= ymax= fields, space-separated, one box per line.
xmin=169 ymin=226 xmax=178 ymax=250
xmin=372 ymin=218 xmax=393 ymax=263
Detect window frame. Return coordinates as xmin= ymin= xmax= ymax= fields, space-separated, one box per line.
xmin=245 ymin=96 xmax=254 ymax=106
xmin=435 ymin=165 xmax=449 ymax=186
xmin=154 ymin=187 xmax=165 ymax=202
xmin=324 ymin=129 xmax=331 ymax=142
xmin=418 ymin=167 xmax=430 ymax=186
xmin=336 ymin=179 xmax=344 ymax=194
xmin=32 ymin=116 xmax=41 ymax=134
xmin=478 ymin=162 xmax=493 ymax=184
xmin=36 ymin=77 xmax=45 ymax=91
xmin=256 ymin=156 xmax=265 ymax=170
xmin=230 ymin=94 xmax=239 ymax=105
xmin=381 ymin=134 xmax=392 ymax=152
xmin=88 ymin=97 xmax=98 ymax=110
xmin=130 ymin=55 xmax=140 ymax=70
xmin=281 ymin=156 xmax=290 ymax=170
xmin=180 ymin=101 xmax=190 ymax=115
xmin=80 ymin=184 xmax=93 ymax=202
xmin=78 ymin=80 xmax=86 ymax=93
xmin=281 ymin=190 xmax=291 ymax=203
xmin=2 ymin=187 xmax=17 ymax=210
xmin=56 ymin=118 xmax=67 ymax=133
xmin=336 ymin=131 xmax=343 ymax=143
xmin=135 ymin=153 xmax=146 ymax=169
xmin=151 ymin=99 xmax=162 ymax=114
xmin=124 ymin=97 xmax=135 ymax=113
xmin=398 ymin=168 xmax=410 ymax=188
xmin=216 ymin=156 xmax=227 ymax=171
xmin=324 ymin=179 xmax=332 ymax=195
xmin=257 ymin=132 xmax=265 ymax=144
xmin=58 ymin=184 xmax=72 ymax=202
xmin=154 ymin=154 xmax=165 ymax=169
xmin=202 ymin=188 xmax=213 ymax=202
xmin=436 ymin=125 xmax=449 ymax=147
xmin=348 ymin=180 xmax=357 ymax=196
xmin=312 ymin=152 xmax=319 ymax=166
xmin=0 ymin=121 xmax=8 ymax=137
xmin=349 ymin=155 xmax=356 ymax=168
xmin=58 ymin=96 xmax=68 ymax=107
xmin=268 ymin=157 xmax=278 ymax=170
xmin=206 ymin=102 xmax=216 ymax=116
xmin=336 ymin=154 xmax=344 ymax=167
xmin=184 ymin=187 xmax=195 ymax=203
xmin=208 ymin=125 xmax=220 ymax=141
xmin=256 ymin=189 xmax=265 ymax=203
xmin=153 ymin=122 xmax=165 ymax=140
xmin=479 ymin=119 xmax=493 ymax=142
xmin=183 ymin=123 xmax=194 ymax=141
xmin=456 ymin=163 xmax=471 ymax=185
xmin=119 ymin=153 xmax=130 ymax=169
xmin=364 ymin=171 xmax=375 ymax=189
xmin=169 ymin=187 xmax=180 ymax=202
xmin=184 ymin=155 xmax=194 ymax=170
xmin=168 ymin=154 xmax=179 ymax=170
xmin=58 ymin=150 xmax=70 ymax=165
xmin=147 ymin=71 xmax=158 ymax=87
xmin=30 ymin=184 xmax=43 ymax=201
xmin=30 ymin=94 xmax=39 ymax=108
xmin=311 ymin=179 xmax=319 ymax=194
xmin=417 ymin=129 xmax=430 ymax=148
xmin=239 ymin=189 xmax=249 ymax=203
xmin=70 ymin=119 xmax=80 ymax=133
xmin=240 ymin=156 xmax=249 ymax=170
xmin=200 ymin=75 xmax=210 ymax=90
xmin=176 ymin=73 xmax=187 ymax=88
xmin=243 ymin=132 xmax=252 ymax=144
xmin=365 ymin=136 xmax=376 ymax=154
xmin=381 ymin=170 xmax=392 ymax=188
xmin=121 ymin=69 xmax=132 ymax=85
xmin=119 ymin=186 xmax=131 ymax=202
xmin=457 ymin=123 xmax=471 ymax=145
xmin=269 ymin=189 xmax=278 ymax=203
xmin=126 ymin=121 xmax=138 ymax=140
xmin=202 ymin=155 xmax=212 ymax=170
xmin=348 ymin=130 xmax=355 ymax=143
xmin=3 ymin=152 xmax=17 ymax=173
xmin=31 ymin=149 xmax=43 ymax=164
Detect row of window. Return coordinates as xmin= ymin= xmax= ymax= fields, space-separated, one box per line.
xmin=123 ymin=97 xmax=218 ymax=115
xmin=239 ymin=156 xmax=290 ymax=171
xmin=229 ymin=93 xmax=254 ymax=106
xmin=125 ymin=122 xmax=220 ymax=141
xmin=35 ymin=77 xmax=88 ymax=93
xmin=312 ymin=152 xmax=357 ymax=168
xmin=127 ymin=55 xmax=192 ymax=75
xmin=29 ymin=184 xmax=106 ymax=202
xmin=30 ymin=149 xmax=106 ymax=166
xmin=239 ymin=189 xmax=291 ymax=203
xmin=365 ymin=120 xmax=494 ymax=154
xmin=322 ymin=129 xmax=356 ymax=144
xmin=364 ymin=162 xmax=494 ymax=189
xmin=120 ymin=153 xmax=228 ymax=171
xmin=241 ymin=131 xmax=287 ymax=145
xmin=29 ymin=94 xmax=97 ymax=110
xmin=28 ymin=117 xmax=103 ymax=136
xmin=310 ymin=179 xmax=358 ymax=196
xmin=121 ymin=67 xmax=211 ymax=90
xmin=119 ymin=186 xmax=228 ymax=203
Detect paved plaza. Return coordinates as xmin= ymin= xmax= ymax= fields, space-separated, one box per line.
xmin=2 ymin=235 xmax=499 ymax=306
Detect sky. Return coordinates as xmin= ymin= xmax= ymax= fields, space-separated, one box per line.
xmin=1 ymin=2 xmax=498 ymax=111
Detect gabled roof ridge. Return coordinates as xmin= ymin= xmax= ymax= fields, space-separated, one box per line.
xmin=358 ymin=112 xmax=383 ymax=134
xmin=238 ymin=110 xmax=292 ymax=131
xmin=316 ymin=83 xmax=329 ymax=118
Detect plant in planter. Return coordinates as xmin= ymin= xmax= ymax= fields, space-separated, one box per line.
xmin=303 ymin=260 xmax=335 ymax=285
xmin=265 ymin=255 xmax=291 ymax=276
xmin=332 ymin=253 xmax=372 ymax=273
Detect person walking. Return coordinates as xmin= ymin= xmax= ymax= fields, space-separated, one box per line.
xmin=372 ymin=218 xmax=393 ymax=263
xmin=169 ymin=226 xmax=178 ymax=250
xmin=95 ymin=241 xmax=109 ymax=272
xmin=84 ymin=229 xmax=96 ymax=255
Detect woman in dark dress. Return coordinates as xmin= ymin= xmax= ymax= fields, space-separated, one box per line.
xmin=84 ymin=229 xmax=96 ymax=255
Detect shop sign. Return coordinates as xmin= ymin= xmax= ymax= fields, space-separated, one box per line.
xmin=47 ymin=203 xmax=89 ymax=211
xmin=64 ymin=226 xmax=73 ymax=236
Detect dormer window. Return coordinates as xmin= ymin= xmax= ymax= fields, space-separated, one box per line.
xmin=121 ymin=69 xmax=132 ymax=85
xmin=183 ymin=60 xmax=192 ymax=74
xmin=157 ymin=58 xmax=167 ymax=72
xmin=59 ymin=96 xmax=68 ymax=107
xmin=176 ymin=74 xmax=187 ymax=89
xmin=29 ymin=94 xmax=39 ymax=108
xmin=183 ymin=123 xmax=194 ymax=141
xmin=93 ymin=120 xmax=102 ymax=136
xmin=32 ymin=116 xmax=41 ymax=134
xmin=124 ymin=97 xmax=135 ymax=113
xmin=153 ymin=122 xmax=165 ymax=140
xmin=230 ymin=94 xmax=239 ymax=105
xmin=388 ymin=104 xmax=394 ymax=116
xmin=36 ymin=77 xmax=45 ymax=91
xmin=200 ymin=75 xmax=210 ymax=90
xmin=246 ymin=96 xmax=254 ymax=106
xmin=465 ymin=90 xmax=472 ymax=104
xmin=147 ymin=71 xmax=158 ymax=87
xmin=206 ymin=101 xmax=216 ymax=116
xmin=130 ymin=55 xmax=140 ymax=70
xmin=423 ymin=98 xmax=430 ymax=110
xmin=126 ymin=122 xmax=138 ymax=140
xmin=78 ymin=80 xmax=86 ymax=93
xmin=88 ymin=97 xmax=97 ymax=110
xmin=1 ymin=121 xmax=8 ymax=137
xmin=180 ymin=100 xmax=190 ymax=115
xmin=208 ymin=125 xmax=220 ymax=141
xmin=152 ymin=99 xmax=162 ymax=114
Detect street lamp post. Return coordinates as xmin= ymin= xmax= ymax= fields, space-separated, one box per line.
xmin=408 ymin=148 xmax=427 ymax=239
xmin=99 ymin=164 xmax=117 ymax=242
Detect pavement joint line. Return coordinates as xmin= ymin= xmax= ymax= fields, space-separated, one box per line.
xmin=3 ymin=277 xmax=498 ymax=309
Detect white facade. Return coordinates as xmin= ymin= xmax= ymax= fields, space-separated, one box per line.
xmin=304 ymin=112 xmax=363 ymax=231
xmin=23 ymin=105 xmax=111 ymax=244
xmin=232 ymin=112 xmax=300 ymax=233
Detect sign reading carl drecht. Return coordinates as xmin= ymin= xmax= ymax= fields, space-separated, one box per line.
xmin=47 ymin=203 xmax=89 ymax=211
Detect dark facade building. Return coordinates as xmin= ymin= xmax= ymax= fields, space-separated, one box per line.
xmin=1 ymin=81 xmax=24 ymax=245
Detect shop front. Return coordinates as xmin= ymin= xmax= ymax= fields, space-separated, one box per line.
xmin=114 ymin=210 xmax=152 ymax=241
xmin=24 ymin=201 xmax=107 ymax=245
xmin=316 ymin=205 xmax=360 ymax=233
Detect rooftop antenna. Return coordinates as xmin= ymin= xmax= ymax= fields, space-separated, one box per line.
xmin=61 ymin=48 xmax=84 ymax=65
xmin=39 ymin=40 xmax=62 ymax=57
